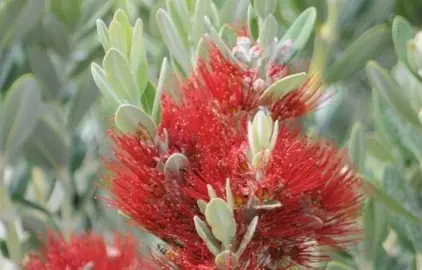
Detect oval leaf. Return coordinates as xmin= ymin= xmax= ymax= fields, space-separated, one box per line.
xmin=164 ymin=153 xmax=189 ymax=176
xmin=115 ymin=104 xmax=157 ymax=138
xmin=253 ymin=0 xmax=276 ymax=19
xmin=66 ymin=77 xmax=99 ymax=130
xmin=259 ymin=14 xmax=278 ymax=48
xmin=215 ymin=250 xmax=239 ymax=269
xmin=103 ymin=49 xmax=140 ymax=106
xmin=194 ymin=216 xmax=220 ymax=255
xmin=0 ymin=0 xmax=45 ymax=47
xmin=325 ymin=25 xmax=390 ymax=82
xmin=205 ymin=198 xmax=236 ymax=246
xmin=365 ymin=134 xmax=394 ymax=162
xmin=1 ymin=75 xmax=42 ymax=159
xmin=279 ymin=7 xmax=316 ymax=61
xmin=192 ymin=0 xmax=210 ymax=44
xmin=156 ymin=9 xmax=191 ymax=76
xmin=130 ymin=19 xmax=149 ymax=97
xmin=91 ymin=63 xmax=122 ymax=109
xmin=364 ymin=179 xmax=422 ymax=225
xmin=24 ymin=117 xmax=70 ymax=170
xmin=108 ymin=20 xmax=128 ymax=57
xmin=236 ymin=216 xmax=258 ymax=257
xmin=28 ymin=45 xmax=62 ymax=101
xmin=348 ymin=122 xmax=365 ymax=172
xmin=366 ymin=61 xmax=420 ymax=128
xmin=392 ymin=16 xmax=415 ymax=69
xmin=259 ymin=72 xmax=307 ymax=103
xmin=96 ymin=19 xmax=110 ymax=52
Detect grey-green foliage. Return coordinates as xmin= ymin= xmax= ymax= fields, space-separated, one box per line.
xmin=0 ymin=0 xmax=121 ymax=264
xmin=344 ymin=14 xmax=422 ymax=270
xmin=1 ymin=0 xmax=422 ymax=268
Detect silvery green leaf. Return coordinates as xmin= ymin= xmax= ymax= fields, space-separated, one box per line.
xmin=279 ymin=7 xmax=316 ymax=61
xmin=392 ymin=16 xmax=415 ymax=69
xmin=103 ymin=49 xmax=140 ymax=106
xmin=259 ymin=14 xmax=277 ymax=48
xmin=113 ymin=9 xmax=132 ymax=52
xmin=192 ymin=0 xmax=210 ymax=44
xmin=166 ymin=0 xmax=190 ymax=46
xmin=197 ymin=200 xmax=207 ymax=215
xmin=236 ymin=216 xmax=258 ymax=257
xmin=325 ymin=25 xmax=390 ymax=83
xmin=91 ymin=63 xmax=122 ymax=109
xmin=66 ymin=76 xmax=99 ymax=131
xmin=364 ymin=178 xmax=422 ymax=225
xmin=96 ymin=19 xmax=110 ymax=52
xmin=258 ymin=72 xmax=307 ymax=103
xmin=152 ymin=58 xmax=168 ymax=123
xmin=115 ymin=104 xmax=157 ymax=137
xmin=349 ymin=122 xmax=365 ymax=172
xmin=219 ymin=25 xmax=237 ymax=48
xmin=247 ymin=5 xmax=259 ymax=40
xmin=392 ymin=63 xmax=422 ymax=112
xmin=164 ymin=153 xmax=189 ymax=176
xmin=108 ymin=20 xmax=128 ymax=57
xmin=194 ymin=216 xmax=220 ymax=255
xmin=157 ymin=9 xmax=191 ymax=76
xmin=204 ymin=17 xmax=241 ymax=67
xmin=381 ymin=165 xmax=422 ymax=250
xmin=42 ymin=15 xmax=71 ymax=56
xmin=371 ymin=90 xmax=396 ymax=150
xmin=215 ymin=250 xmax=239 ymax=269
xmin=386 ymin=109 xmax=422 ymax=161
xmin=0 ymin=0 xmax=45 ymax=47
xmin=205 ymin=198 xmax=236 ymax=247
xmin=1 ymin=75 xmax=42 ymax=159
xmin=366 ymin=61 xmax=420 ymax=128
xmin=365 ymin=135 xmax=394 ymax=162
xmin=222 ymin=0 xmax=249 ymax=25
xmin=130 ymin=19 xmax=149 ymax=96
xmin=253 ymin=0 xmax=276 ymax=19
xmin=196 ymin=36 xmax=210 ymax=62
xmin=24 ymin=117 xmax=70 ymax=170
xmin=207 ymin=184 xmax=217 ymax=199
xmin=363 ymin=199 xmax=389 ymax=260
xmin=51 ymin=0 xmax=80 ymax=26
xmin=28 ymin=45 xmax=62 ymax=101
xmin=209 ymin=2 xmax=221 ymax=29
xmin=225 ymin=179 xmax=234 ymax=210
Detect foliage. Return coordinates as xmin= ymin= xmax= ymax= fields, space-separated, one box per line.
xmin=0 ymin=0 xmax=422 ymax=269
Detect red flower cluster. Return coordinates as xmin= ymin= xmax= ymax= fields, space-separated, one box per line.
xmin=104 ymin=41 xmax=363 ymax=269
xmin=24 ymin=232 xmax=154 ymax=270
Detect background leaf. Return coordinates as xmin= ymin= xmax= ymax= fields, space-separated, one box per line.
xmin=1 ymin=75 xmax=42 ymax=159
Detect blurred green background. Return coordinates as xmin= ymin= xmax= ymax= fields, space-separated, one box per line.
xmin=0 ymin=0 xmax=422 ymax=269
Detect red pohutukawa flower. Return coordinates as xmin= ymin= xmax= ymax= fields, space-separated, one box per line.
xmin=104 ymin=37 xmax=363 ymax=269
xmin=24 ymin=232 xmax=155 ymax=270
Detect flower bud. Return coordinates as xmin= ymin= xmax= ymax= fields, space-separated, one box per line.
xmin=248 ymin=109 xmax=279 ymax=168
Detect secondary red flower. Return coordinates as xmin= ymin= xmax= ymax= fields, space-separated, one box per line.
xmin=24 ymin=232 xmax=153 ymax=270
